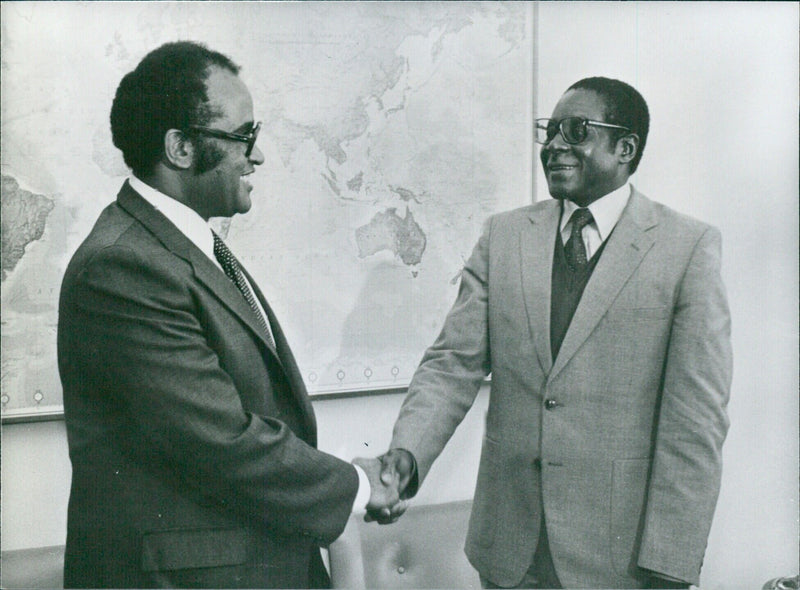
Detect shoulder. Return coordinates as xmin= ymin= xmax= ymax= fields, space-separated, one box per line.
xmin=632 ymin=189 xmax=720 ymax=244
xmin=63 ymin=201 xmax=189 ymax=295
xmin=485 ymin=199 xmax=557 ymax=229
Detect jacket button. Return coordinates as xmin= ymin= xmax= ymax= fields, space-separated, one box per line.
xmin=544 ymin=399 xmax=558 ymax=410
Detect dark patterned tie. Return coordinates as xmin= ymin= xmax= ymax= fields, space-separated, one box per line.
xmin=564 ymin=208 xmax=594 ymax=270
xmin=212 ymin=232 xmax=275 ymax=347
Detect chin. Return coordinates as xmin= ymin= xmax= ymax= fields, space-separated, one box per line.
xmin=546 ymin=184 xmax=571 ymax=201
xmin=235 ymin=195 xmax=252 ymax=215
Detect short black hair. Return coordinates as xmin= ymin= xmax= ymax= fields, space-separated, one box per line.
xmin=568 ymin=77 xmax=649 ymax=173
xmin=110 ymin=41 xmax=240 ymax=177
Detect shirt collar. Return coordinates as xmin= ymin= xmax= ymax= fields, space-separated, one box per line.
xmin=128 ymin=175 xmax=217 ymax=266
xmin=560 ymin=183 xmax=631 ymax=241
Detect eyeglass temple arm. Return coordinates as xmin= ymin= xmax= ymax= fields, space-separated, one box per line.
xmin=587 ymin=120 xmax=630 ymax=132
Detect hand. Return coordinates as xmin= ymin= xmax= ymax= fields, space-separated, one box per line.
xmin=359 ymin=449 xmax=415 ymax=524
xmin=352 ymin=457 xmax=407 ymax=524
xmin=379 ymin=448 xmax=415 ymax=500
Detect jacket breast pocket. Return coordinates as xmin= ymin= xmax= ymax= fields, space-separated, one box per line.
xmin=141 ymin=526 xmax=248 ymax=572
xmin=607 ymin=306 xmax=672 ymax=322
xmin=610 ymin=458 xmax=649 ymax=577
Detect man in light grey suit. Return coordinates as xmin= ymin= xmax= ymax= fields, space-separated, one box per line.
xmin=370 ymin=78 xmax=732 ymax=589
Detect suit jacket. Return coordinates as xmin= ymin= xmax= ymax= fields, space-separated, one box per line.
xmin=57 ymin=182 xmax=359 ymax=588
xmin=390 ymin=189 xmax=732 ymax=588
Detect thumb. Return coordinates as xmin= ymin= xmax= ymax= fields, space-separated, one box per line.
xmin=380 ymin=455 xmax=396 ymax=486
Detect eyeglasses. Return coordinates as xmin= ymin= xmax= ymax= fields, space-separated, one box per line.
xmin=535 ymin=117 xmax=630 ymax=145
xmin=188 ymin=121 xmax=262 ymax=157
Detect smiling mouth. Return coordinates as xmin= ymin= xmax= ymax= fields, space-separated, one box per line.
xmin=547 ymin=164 xmax=576 ymax=172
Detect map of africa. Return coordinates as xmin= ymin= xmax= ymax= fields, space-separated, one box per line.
xmin=1 ymin=2 xmax=534 ymax=415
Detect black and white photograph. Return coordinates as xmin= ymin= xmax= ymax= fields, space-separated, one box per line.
xmin=1 ymin=2 xmax=797 ymax=589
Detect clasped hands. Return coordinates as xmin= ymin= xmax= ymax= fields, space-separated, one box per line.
xmin=353 ymin=449 xmax=414 ymax=524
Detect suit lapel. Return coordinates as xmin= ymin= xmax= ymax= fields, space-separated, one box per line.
xmin=520 ymin=201 xmax=560 ymax=374
xmin=118 ymin=182 xmax=318 ymax=443
xmin=243 ymin=267 xmax=318 ymax=443
xmin=549 ymin=189 xmax=658 ymax=382
xmin=116 ymin=182 xmax=281 ymax=361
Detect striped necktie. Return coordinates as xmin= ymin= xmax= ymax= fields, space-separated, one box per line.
xmin=564 ymin=208 xmax=594 ymax=270
xmin=212 ymin=232 xmax=275 ymax=348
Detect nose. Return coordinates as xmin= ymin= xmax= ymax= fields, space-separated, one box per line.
xmin=541 ymin=133 xmax=570 ymax=162
xmin=249 ymin=144 xmax=265 ymax=166
xmin=545 ymin=129 xmax=571 ymax=151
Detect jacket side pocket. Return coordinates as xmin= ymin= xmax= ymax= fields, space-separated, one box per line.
xmin=141 ymin=527 xmax=248 ymax=572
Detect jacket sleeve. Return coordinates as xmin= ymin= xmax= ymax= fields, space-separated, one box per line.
xmin=637 ymin=226 xmax=733 ymax=584
xmin=59 ymin=243 xmax=358 ymax=545
xmin=390 ymin=217 xmax=493 ymax=489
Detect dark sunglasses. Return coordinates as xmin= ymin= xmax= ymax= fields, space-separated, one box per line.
xmin=188 ymin=121 xmax=262 ymax=157
xmin=535 ymin=117 xmax=630 ymax=145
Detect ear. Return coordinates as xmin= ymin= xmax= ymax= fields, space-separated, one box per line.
xmin=163 ymin=129 xmax=194 ymax=170
xmin=617 ymin=133 xmax=639 ymax=165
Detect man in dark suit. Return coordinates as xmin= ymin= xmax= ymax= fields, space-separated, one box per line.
xmin=57 ymin=41 xmax=394 ymax=589
xmin=372 ymin=78 xmax=732 ymax=589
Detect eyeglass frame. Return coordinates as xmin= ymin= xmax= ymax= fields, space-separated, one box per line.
xmin=187 ymin=121 xmax=262 ymax=157
xmin=535 ymin=117 xmax=631 ymax=145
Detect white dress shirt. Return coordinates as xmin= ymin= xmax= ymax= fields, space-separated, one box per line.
xmin=128 ymin=176 xmax=371 ymax=511
xmin=129 ymin=176 xmax=275 ymax=339
xmin=559 ymin=183 xmax=631 ymax=258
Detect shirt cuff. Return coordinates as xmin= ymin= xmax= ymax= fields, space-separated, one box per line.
xmin=351 ymin=462 xmax=371 ymax=513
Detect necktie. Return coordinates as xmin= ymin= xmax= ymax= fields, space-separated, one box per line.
xmin=564 ymin=208 xmax=594 ymax=270
xmin=213 ymin=232 xmax=275 ymax=348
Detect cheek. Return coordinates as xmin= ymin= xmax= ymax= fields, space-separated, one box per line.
xmin=576 ymin=148 xmax=602 ymax=171
xmin=215 ymin=162 xmax=238 ymax=183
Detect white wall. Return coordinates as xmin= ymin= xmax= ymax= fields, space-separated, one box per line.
xmin=1 ymin=421 xmax=72 ymax=551
xmin=0 ymin=388 xmax=490 ymax=552
xmin=536 ymin=3 xmax=799 ymax=589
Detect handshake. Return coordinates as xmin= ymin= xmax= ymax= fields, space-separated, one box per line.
xmin=353 ymin=449 xmax=415 ymax=525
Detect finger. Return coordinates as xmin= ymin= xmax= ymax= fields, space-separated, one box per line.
xmin=373 ymin=500 xmax=409 ymax=525
xmin=379 ymin=455 xmax=397 ymax=486
xmin=397 ymin=453 xmax=414 ymax=488
xmin=390 ymin=501 xmax=409 ymax=519
xmin=383 ymin=450 xmax=412 ymax=490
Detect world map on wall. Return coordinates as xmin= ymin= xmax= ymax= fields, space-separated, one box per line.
xmin=1 ymin=1 xmax=533 ymax=414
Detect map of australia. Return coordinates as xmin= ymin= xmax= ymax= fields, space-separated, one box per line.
xmin=356 ymin=208 xmax=426 ymax=266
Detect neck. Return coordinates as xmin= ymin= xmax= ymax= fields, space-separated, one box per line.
xmin=568 ymin=177 xmax=628 ymax=208
xmin=140 ymin=170 xmax=206 ymax=219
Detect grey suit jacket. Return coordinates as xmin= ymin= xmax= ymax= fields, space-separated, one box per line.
xmin=391 ymin=189 xmax=732 ymax=588
xmin=58 ymin=182 xmax=358 ymax=588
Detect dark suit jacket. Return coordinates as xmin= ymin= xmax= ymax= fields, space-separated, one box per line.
xmin=57 ymin=182 xmax=358 ymax=588
xmin=391 ymin=189 xmax=732 ymax=587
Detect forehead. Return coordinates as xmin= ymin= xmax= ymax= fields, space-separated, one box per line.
xmin=551 ymin=89 xmax=608 ymax=121
xmin=204 ymin=67 xmax=254 ymax=127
